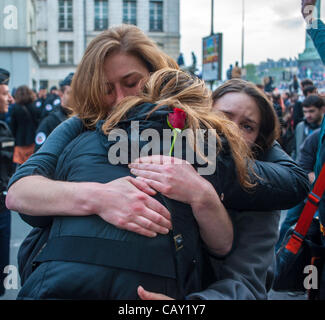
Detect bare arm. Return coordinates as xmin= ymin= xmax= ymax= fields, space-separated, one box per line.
xmin=6 ymin=117 xmax=172 ymax=235
xmin=6 ymin=175 xmax=172 ymax=237
xmin=128 ymin=155 xmax=234 ymax=256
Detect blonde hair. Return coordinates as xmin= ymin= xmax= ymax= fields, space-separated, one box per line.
xmin=102 ymin=68 xmax=256 ymax=189
xmin=70 ymin=24 xmax=178 ymax=128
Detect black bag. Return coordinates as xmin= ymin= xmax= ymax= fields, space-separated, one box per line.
xmin=273 ymin=163 xmax=325 ymax=299
xmin=17 ymin=226 xmax=51 ymax=286
xmin=273 ymin=218 xmax=325 ymax=295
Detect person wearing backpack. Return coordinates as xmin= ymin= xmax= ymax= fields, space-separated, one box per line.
xmin=0 ymin=68 xmax=15 ymax=296
xmin=34 ymin=73 xmax=73 ymax=152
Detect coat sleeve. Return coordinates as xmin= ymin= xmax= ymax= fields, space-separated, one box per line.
xmin=187 ymin=210 xmax=280 ymax=300
xmin=8 ymin=117 xmax=84 ymax=228
xmin=297 ymin=128 xmax=320 ymax=172
xmin=307 ymin=19 xmax=325 ymax=65
xmin=220 ymin=142 xmax=310 ymax=211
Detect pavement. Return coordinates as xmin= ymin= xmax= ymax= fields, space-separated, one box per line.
xmin=0 ymin=210 xmax=307 ymax=300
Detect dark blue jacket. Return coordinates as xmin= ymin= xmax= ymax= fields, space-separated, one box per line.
xmin=18 ymin=103 xmax=219 ymax=300
xmin=34 ymin=106 xmax=68 ymax=152
xmin=11 ymin=105 xmax=310 ymax=300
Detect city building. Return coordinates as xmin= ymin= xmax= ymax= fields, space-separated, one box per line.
xmin=0 ymin=0 xmax=180 ymax=90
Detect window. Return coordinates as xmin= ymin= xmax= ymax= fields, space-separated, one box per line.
xmin=94 ymin=0 xmax=108 ymax=30
xmin=36 ymin=0 xmax=48 ymax=31
xmin=150 ymin=1 xmax=163 ymax=32
xmin=59 ymin=41 xmax=74 ymax=64
xmin=59 ymin=0 xmax=73 ymax=31
xmin=37 ymin=41 xmax=48 ymax=63
xmin=123 ymin=0 xmax=136 ymax=25
xmin=39 ymin=80 xmax=48 ymax=90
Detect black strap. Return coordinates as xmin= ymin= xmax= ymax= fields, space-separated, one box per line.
xmin=34 ymin=236 xmax=176 ymax=279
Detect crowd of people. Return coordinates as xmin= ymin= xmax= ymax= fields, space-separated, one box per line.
xmin=0 ymin=0 xmax=324 ymax=301
xmin=0 ymin=71 xmax=73 ymax=296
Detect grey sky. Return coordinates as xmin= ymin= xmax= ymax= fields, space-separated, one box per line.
xmin=180 ymin=0 xmax=325 ymax=78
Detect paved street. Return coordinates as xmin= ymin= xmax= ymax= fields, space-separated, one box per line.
xmin=0 ymin=210 xmax=306 ymax=300
xmin=1 ymin=211 xmax=31 ymax=300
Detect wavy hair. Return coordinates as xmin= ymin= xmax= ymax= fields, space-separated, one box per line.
xmin=102 ymin=68 xmax=256 ymax=189
xmin=69 ymin=24 xmax=178 ymax=129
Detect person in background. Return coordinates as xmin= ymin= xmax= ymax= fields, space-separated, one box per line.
xmin=37 ymin=86 xmax=61 ymax=122
xmin=227 ymin=64 xmax=233 ymax=80
xmin=177 ymin=53 xmax=185 ymax=67
xmin=292 ymin=75 xmax=299 ymax=94
xmin=282 ymin=92 xmax=291 ymax=109
xmin=271 ymin=91 xmax=285 ymax=126
xmin=0 ymin=68 xmax=15 ymax=296
xmin=9 ymin=86 xmax=38 ymax=166
xmin=293 ymin=94 xmax=325 ymax=160
xmin=263 ymin=76 xmax=274 ymax=93
xmin=34 ymin=86 xmax=47 ymax=122
xmin=34 ymin=73 xmax=73 ymax=152
xmin=293 ymin=79 xmax=315 ymax=128
xmin=231 ymin=61 xmax=242 ymax=79
xmin=303 ymin=85 xmax=318 ymax=97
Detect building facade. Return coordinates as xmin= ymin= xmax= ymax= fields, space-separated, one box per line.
xmin=0 ymin=0 xmax=180 ymax=90
xmin=0 ymin=0 xmax=39 ymax=89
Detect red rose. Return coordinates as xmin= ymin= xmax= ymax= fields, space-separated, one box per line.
xmin=167 ymin=108 xmax=186 ymax=130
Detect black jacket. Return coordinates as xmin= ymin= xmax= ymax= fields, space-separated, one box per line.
xmin=0 ymin=120 xmax=14 ymax=210
xmin=18 ymin=103 xmax=217 ymax=300
xmin=12 ymin=106 xmax=310 ymax=300
xmin=34 ymin=106 xmax=68 ymax=152
xmin=9 ymin=103 xmax=39 ymax=146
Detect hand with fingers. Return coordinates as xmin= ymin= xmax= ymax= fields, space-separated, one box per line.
xmin=137 ymin=285 xmax=174 ymax=300
xmin=128 ymin=155 xmax=212 ymax=207
xmin=128 ymin=155 xmax=234 ymax=256
xmin=301 ymin=0 xmax=317 ymax=19
xmin=92 ymin=176 xmax=172 ymax=238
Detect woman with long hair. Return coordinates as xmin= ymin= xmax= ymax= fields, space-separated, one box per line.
xmin=10 ymin=85 xmax=38 ymax=165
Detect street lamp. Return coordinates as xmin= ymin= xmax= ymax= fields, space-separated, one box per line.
xmin=211 ymin=0 xmax=214 ymax=35
xmin=241 ymin=0 xmax=245 ymax=68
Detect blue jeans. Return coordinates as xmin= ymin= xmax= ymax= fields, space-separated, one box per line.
xmin=0 ymin=208 xmax=11 ymax=296
xmin=276 ymin=202 xmax=305 ymax=252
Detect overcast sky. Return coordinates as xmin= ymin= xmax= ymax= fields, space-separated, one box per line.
xmin=180 ymin=0 xmax=325 ymax=78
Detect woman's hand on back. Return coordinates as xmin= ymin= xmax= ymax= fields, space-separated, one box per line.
xmin=90 ymin=176 xmax=172 ymax=238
